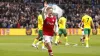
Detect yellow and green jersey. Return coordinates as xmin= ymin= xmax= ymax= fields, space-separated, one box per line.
xmin=58 ymin=17 xmax=67 ymax=29
xmin=38 ymin=14 xmax=43 ymax=30
xmin=82 ymin=14 xmax=93 ymax=29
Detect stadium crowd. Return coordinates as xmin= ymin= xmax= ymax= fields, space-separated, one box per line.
xmin=0 ymin=0 xmax=100 ymax=28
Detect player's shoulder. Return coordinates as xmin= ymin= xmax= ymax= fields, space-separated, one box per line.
xmin=60 ymin=17 xmax=66 ymax=20
xmin=82 ymin=14 xmax=88 ymax=18
xmin=38 ymin=14 xmax=43 ymax=19
xmin=83 ymin=14 xmax=91 ymax=19
xmin=88 ymin=15 xmax=92 ymax=18
xmin=87 ymin=15 xmax=92 ymax=20
xmin=53 ymin=15 xmax=57 ymax=19
xmin=85 ymin=14 xmax=92 ymax=18
xmin=82 ymin=15 xmax=87 ymax=21
xmin=38 ymin=14 xmax=42 ymax=17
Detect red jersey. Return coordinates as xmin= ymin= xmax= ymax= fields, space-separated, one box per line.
xmin=43 ymin=16 xmax=56 ymax=36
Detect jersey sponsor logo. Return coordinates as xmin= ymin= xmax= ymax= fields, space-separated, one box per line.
xmin=47 ymin=22 xmax=54 ymax=25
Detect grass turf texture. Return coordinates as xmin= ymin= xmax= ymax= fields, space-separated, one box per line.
xmin=0 ymin=35 xmax=100 ymax=56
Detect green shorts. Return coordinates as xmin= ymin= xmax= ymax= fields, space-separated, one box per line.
xmin=84 ymin=28 xmax=91 ymax=35
xmin=38 ymin=30 xmax=43 ymax=37
xmin=59 ymin=29 xmax=67 ymax=36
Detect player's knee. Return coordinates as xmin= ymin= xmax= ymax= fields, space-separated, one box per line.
xmin=36 ymin=35 xmax=40 ymax=39
xmin=83 ymin=36 xmax=85 ymax=39
xmin=64 ymin=34 xmax=67 ymax=37
xmin=39 ymin=37 xmax=43 ymax=41
xmin=59 ymin=34 xmax=62 ymax=37
xmin=36 ymin=37 xmax=39 ymax=39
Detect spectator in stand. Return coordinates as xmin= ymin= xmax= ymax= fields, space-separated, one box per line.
xmin=0 ymin=1 xmax=100 ymax=28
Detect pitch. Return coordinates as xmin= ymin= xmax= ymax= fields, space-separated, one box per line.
xmin=0 ymin=35 xmax=100 ymax=56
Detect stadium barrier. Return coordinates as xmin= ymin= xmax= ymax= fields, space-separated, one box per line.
xmin=0 ymin=28 xmax=38 ymax=35
xmin=0 ymin=28 xmax=100 ymax=35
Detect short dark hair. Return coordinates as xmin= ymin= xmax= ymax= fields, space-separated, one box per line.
xmin=43 ymin=0 xmax=48 ymax=6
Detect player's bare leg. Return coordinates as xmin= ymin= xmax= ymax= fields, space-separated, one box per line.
xmin=44 ymin=36 xmax=53 ymax=56
xmin=32 ymin=35 xmax=40 ymax=47
xmin=64 ymin=34 xmax=69 ymax=46
xmin=80 ymin=28 xmax=85 ymax=45
xmin=85 ymin=34 xmax=89 ymax=48
xmin=35 ymin=40 xmax=47 ymax=50
xmin=55 ymin=35 xmax=60 ymax=45
xmin=80 ymin=35 xmax=85 ymax=44
xmin=36 ymin=39 xmax=47 ymax=50
xmin=41 ymin=42 xmax=47 ymax=50
xmin=45 ymin=42 xmax=53 ymax=56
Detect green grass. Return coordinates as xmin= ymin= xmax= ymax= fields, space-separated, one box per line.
xmin=0 ymin=35 xmax=100 ymax=56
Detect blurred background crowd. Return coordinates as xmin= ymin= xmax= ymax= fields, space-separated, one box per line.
xmin=0 ymin=0 xmax=100 ymax=28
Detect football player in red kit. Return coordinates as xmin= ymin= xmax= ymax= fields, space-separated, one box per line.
xmin=43 ymin=7 xmax=58 ymax=56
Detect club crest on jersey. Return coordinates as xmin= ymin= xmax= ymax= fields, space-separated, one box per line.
xmin=52 ymin=19 xmax=54 ymax=22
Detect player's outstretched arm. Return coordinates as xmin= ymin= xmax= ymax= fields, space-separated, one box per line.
xmin=91 ymin=20 xmax=94 ymax=29
xmin=54 ymin=18 xmax=59 ymax=35
xmin=91 ymin=20 xmax=96 ymax=33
